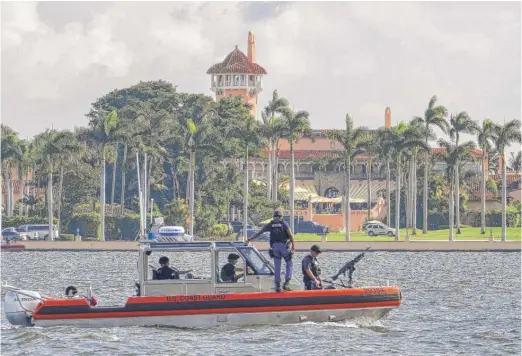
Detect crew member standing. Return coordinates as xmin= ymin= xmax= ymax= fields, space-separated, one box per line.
xmin=247 ymin=210 xmax=296 ymax=292
xmin=302 ymin=244 xmax=323 ymax=290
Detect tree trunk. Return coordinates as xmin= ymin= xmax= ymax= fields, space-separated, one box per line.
xmin=412 ymin=156 xmax=417 ymax=235
xmin=100 ymin=155 xmax=106 ymax=241
xmin=367 ymin=160 xmax=371 ymax=219
xmin=186 ymin=155 xmax=191 ymax=202
xmin=267 ymin=144 xmax=272 ymax=200
xmin=386 ymin=160 xmax=391 ymax=226
xmin=143 ymin=153 xmax=148 ymax=229
xmin=501 ymin=152 xmax=507 ymax=241
xmin=171 ymin=165 xmax=177 ymax=200
xmin=18 ymin=170 xmax=24 ymax=216
xmin=47 ymin=165 xmax=54 ymax=241
xmin=6 ymin=166 xmax=12 ymax=217
xmin=57 ymin=166 xmax=64 ymax=234
xmin=395 ymin=159 xmax=401 ymax=241
xmin=423 ymin=140 xmax=429 ymax=234
xmin=405 ymin=161 xmax=410 ymax=230
xmin=449 ymin=174 xmax=454 ymax=241
xmin=243 ymin=149 xmax=249 ymax=240
xmin=480 ymin=153 xmax=486 ymax=234
xmin=455 ymin=159 xmax=461 ymax=234
xmin=345 ymin=156 xmax=351 ymax=241
xmin=272 ymin=144 xmax=278 ymax=202
xmin=120 ymin=142 xmax=127 ymax=216
xmin=111 ymin=143 xmax=119 ymax=205
xmin=189 ymin=150 xmax=195 ymax=236
xmin=290 ymin=141 xmax=295 ymax=234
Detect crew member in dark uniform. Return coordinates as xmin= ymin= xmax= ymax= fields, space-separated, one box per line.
xmin=302 ymin=244 xmax=323 ymax=290
xmin=220 ymin=253 xmax=244 ymax=283
xmin=247 ymin=210 xmax=296 ymax=292
xmin=153 ymin=256 xmax=193 ymax=280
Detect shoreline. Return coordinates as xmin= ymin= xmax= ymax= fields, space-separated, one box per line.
xmin=3 ymin=240 xmax=520 ymax=252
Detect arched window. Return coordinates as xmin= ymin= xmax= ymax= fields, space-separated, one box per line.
xmin=324 ymin=187 xmax=340 ymax=199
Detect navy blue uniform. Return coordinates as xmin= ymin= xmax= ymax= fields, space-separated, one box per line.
xmin=259 ymin=219 xmax=293 ymax=285
xmin=154 ymin=266 xmax=180 ymax=280
xmin=302 ymin=254 xmax=319 ymax=290
xmin=220 ymin=263 xmax=237 ymax=282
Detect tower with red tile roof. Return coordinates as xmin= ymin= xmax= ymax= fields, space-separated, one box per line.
xmin=207 ymin=31 xmax=267 ymax=118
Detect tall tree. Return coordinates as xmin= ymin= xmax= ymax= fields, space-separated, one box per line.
xmin=492 ymin=119 xmax=521 ymax=241
xmin=412 ymin=95 xmax=448 ymax=234
xmin=281 ymin=108 xmax=312 ymax=234
xmin=326 ymin=114 xmax=369 ymax=241
xmin=476 ymin=119 xmax=495 ymax=234
xmin=233 ymin=116 xmax=262 ymax=239
xmin=437 ymin=139 xmax=476 ymax=241
xmin=261 ymin=90 xmax=289 ymax=201
xmin=85 ymin=110 xmax=119 ymax=241
xmin=1 ymin=125 xmax=23 ymax=217
xmin=449 ymin=112 xmax=479 ymax=234
xmin=374 ymin=127 xmax=395 ymax=226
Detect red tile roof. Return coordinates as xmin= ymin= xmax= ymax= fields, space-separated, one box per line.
xmin=207 ymin=47 xmax=267 ymax=75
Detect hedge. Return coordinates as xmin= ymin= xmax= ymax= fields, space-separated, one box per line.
xmin=66 ymin=212 xmax=140 ymax=240
xmin=2 ymin=216 xmax=59 ymax=228
xmin=439 ymin=224 xmax=472 ymax=230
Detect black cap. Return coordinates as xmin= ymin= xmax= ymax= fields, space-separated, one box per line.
xmin=159 ymin=256 xmax=169 ymax=264
xmin=311 ymin=244 xmax=322 ymax=253
xmin=228 ymin=253 xmax=240 ymax=261
xmin=273 ymin=210 xmax=282 ymax=218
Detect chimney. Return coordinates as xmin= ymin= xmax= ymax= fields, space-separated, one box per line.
xmin=385 ymin=107 xmax=391 ymax=128
xmin=248 ymin=31 xmax=256 ymax=63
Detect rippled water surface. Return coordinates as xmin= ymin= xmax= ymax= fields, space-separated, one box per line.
xmin=1 ymin=251 xmax=520 ymax=355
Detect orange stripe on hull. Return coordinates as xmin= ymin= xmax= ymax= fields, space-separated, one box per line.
xmin=33 ymin=300 xmax=401 ymax=320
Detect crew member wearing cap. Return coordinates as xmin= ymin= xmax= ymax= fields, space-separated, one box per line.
xmin=220 ymin=253 xmax=245 ymax=283
xmin=153 ymin=256 xmax=193 ymax=280
xmin=302 ymin=244 xmax=323 ymax=290
xmin=247 ymin=210 xmax=296 ymax=292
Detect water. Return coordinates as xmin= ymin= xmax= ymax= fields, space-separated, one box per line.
xmin=1 ymin=251 xmax=520 ymax=355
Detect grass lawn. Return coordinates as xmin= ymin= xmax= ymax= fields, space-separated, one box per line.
xmin=295 ymin=227 xmax=521 ymax=242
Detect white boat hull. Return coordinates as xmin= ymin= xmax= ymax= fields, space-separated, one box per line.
xmin=33 ymin=306 xmax=395 ymax=328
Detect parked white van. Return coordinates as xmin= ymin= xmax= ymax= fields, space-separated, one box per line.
xmin=17 ymin=225 xmax=59 ymax=240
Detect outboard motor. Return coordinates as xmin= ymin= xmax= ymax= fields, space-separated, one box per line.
xmin=4 ymin=290 xmax=41 ymax=326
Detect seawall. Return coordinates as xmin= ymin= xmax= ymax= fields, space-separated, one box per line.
xmin=6 ymin=240 xmax=521 ymax=252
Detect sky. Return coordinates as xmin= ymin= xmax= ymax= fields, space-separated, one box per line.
xmin=1 ymin=1 xmax=520 ymax=152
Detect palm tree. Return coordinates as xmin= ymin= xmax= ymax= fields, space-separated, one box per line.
xmin=492 ymin=119 xmax=521 ymax=241
xmin=389 ymin=123 xmax=430 ymax=240
xmin=374 ymin=127 xmax=395 ymax=226
xmin=281 ymin=108 xmax=312 ymax=234
xmin=412 ymin=95 xmax=448 ymax=234
xmin=449 ymin=112 xmax=479 ymax=234
xmin=508 ymin=151 xmax=521 ymax=173
xmin=85 ymin=109 xmax=119 ymax=241
xmin=234 ymin=116 xmax=262 ymax=239
xmin=407 ymin=120 xmax=428 ymax=235
xmin=326 ymin=114 xmax=369 ymax=241
xmin=261 ymin=90 xmax=290 ymax=201
xmin=34 ymin=129 xmax=81 ymax=240
xmin=476 ymin=119 xmax=495 ymax=234
xmin=437 ymin=139 xmax=476 ymax=241
xmin=1 ymin=125 xmax=23 ymax=217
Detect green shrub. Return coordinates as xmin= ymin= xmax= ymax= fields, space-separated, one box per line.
xmin=58 ymin=234 xmax=75 ymax=241
xmin=209 ymin=223 xmax=229 ymax=238
xmin=2 ymin=216 xmax=58 ymax=228
xmin=118 ymin=214 xmax=140 ymax=240
xmin=67 ymin=213 xmax=100 ymax=240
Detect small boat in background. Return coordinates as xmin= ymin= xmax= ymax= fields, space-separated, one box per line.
xmin=1 ymin=243 xmax=26 ymax=252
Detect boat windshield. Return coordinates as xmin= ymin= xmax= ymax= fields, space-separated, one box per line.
xmin=237 ymin=247 xmax=274 ymax=275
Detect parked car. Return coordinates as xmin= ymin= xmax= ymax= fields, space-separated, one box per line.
xmin=363 ymin=220 xmax=383 ymax=230
xmin=365 ymin=223 xmax=396 ymax=237
xmin=282 ymin=216 xmax=329 ymax=235
xmin=17 ymin=224 xmax=58 ymax=240
xmin=2 ymin=228 xmax=26 ymax=242
xmin=235 ymin=228 xmax=270 ymax=241
xmin=230 ymin=221 xmax=257 ymax=234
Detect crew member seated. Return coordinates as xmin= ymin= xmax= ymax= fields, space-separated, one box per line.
xmin=220 ymin=253 xmax=244 ymax=283
xmin=153 ymin=256 xmax=193 ymax=280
